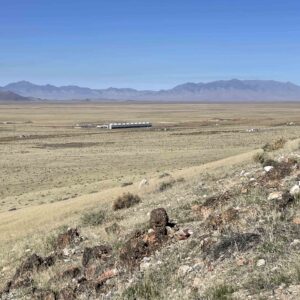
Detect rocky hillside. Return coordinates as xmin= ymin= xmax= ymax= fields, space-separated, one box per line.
xmin=1 ymin=139 xmax=300 ymax=299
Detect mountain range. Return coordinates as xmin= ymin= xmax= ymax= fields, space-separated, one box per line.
xmin=1 ymin=79 xmax=300 ymax=101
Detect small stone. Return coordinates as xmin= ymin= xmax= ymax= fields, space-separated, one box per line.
xmin=268 ymin=192 xmax=282 ymax=201
xmin=292 ymin=217 xmax=300 ymax=225
xmin=241 ymin=188 xmax=248 ymax=194
xmin=191 ymin=205 xmax=201 ymax=212
xmin=62 ymin=248 xmax=70 ymax=256
xmin=148 ymin=228 xmax=155 ymax=234
xmin=2 ymin=266 xmax=10 ymax=272
xmin=290 ymin=185 xmax=300 ymax=196
xmin=192 ymin=277 xmax=202 ymax=288
xmin=256 ymin=259 xmax=266 ymax=267
xmin=236 ymin=257 xmax=248 ymax=266
xmin=140 ymin=262 xmax=151 ymax=271
xmin=175 ymin=229 xmax=192 ymax=240
xmin=192 ymin=262 xmax=204 ymax=271
xmin=177 ymin=265 xmax=192 ymax=276
xmin=142 ymin=257 xmax=151 ymax=262
xmin=290 ymin=239 xmax=300 ymax=247
xmin=264 ymin=166 xmax=274 ymax=172
xmin=166 ymin=226 xmax=175 ymax=237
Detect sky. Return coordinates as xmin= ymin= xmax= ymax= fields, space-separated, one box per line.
xmin=0 ymin=0 xmax=300 ymax=89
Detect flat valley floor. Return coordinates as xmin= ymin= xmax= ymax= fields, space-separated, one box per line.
xmin=1 ymin=102 xmax=300 ymax=213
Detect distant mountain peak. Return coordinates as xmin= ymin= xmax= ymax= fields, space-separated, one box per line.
xmin=0 ymin=89 xmax=31 ymax=101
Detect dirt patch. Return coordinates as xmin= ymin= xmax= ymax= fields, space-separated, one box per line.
xmin=173 ymin=129 xmax=243 ymax=136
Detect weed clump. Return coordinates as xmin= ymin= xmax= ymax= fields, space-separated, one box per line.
xmin=81 ymin=209 xmax=106 ymax=226
xmin=121 ymin=182 xmax=133 ymax=187
xmin=253 ymin=152 xmax=269 ymax=165
xmin=205 ymin=284 xmax=235 ymax=300
xmin=159 ymin=180 xmax=175 ymax=192
xmin=263 ymin=138 xmax=286 ymax=152
xmin=113 ymin=193 xmax=141 ymax=211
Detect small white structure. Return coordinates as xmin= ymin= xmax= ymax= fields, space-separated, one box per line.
xmin=97 ymin=124 xmax=109 ymax=129
xmin=108 ymin=122 xmax=152 ymax=130
xmin=246 ymin=128 xmax=259 ymax=133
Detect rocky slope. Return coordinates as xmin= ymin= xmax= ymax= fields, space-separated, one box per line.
xmin=1 ymin=139 xmax=300 ymax=299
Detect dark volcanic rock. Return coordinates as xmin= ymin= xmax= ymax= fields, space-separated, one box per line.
xmin=82 ymin=245 xmax=112 ymax=267
xmin=120 ymin=208 xmax=171 ymax=267
xmin=150 ymin=208 xmax=169 ymax=234
xmin=277 ymin=191 xmax=295 ymax=211
xmin=3 ymin=253 xmax=55 ymax=294
xmin=61 ymin=266 xmax=81 ymax=280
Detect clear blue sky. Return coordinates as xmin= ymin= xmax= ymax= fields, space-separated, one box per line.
xmin=0 ymin=0 xmax=299 ymax=89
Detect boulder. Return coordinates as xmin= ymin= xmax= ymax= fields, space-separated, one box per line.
xmin=149 ymin=208 xmax=169 ymax=234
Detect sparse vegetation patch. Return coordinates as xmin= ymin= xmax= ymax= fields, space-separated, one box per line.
xmin=81 ymin=209 xmax=107 ymax=226
xmin=112 ymin=193 xmax=141 ymax=210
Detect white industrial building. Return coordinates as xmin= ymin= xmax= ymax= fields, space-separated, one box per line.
xmin=108 ymin=122 xmax=152 ymax=130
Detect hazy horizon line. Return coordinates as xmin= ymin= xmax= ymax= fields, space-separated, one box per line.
xmin=1 ymin=77 xmax=299 ymax=91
